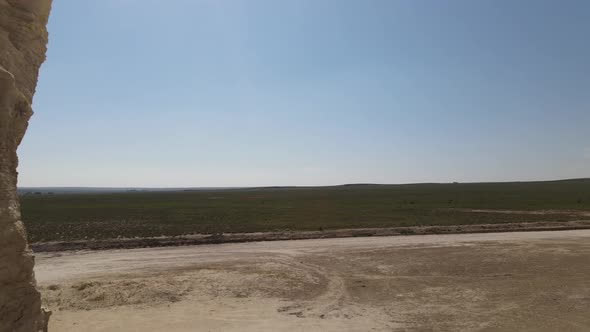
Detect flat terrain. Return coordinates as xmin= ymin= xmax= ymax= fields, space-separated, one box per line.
xmin=21 ymin=179 xmax=590 ymax=243
xmin=36 ymin=230 xmax=590 ymax=331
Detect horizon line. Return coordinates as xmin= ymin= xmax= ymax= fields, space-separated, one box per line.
xmin=17 ymin=177 xmax=590 ymax=190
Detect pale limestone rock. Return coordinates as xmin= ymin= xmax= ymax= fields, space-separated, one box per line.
xmin=0 ymin=1 xmax=52 ymax=331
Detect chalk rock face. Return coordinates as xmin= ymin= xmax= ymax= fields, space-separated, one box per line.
xmin=0 ymin=1 xmax=52 ymax=331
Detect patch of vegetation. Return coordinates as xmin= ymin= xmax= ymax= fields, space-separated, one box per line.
xmin=21 ymin=179 xmax=590 ymax=242
xmin=399 ymin=229 xmax=416 ymax=235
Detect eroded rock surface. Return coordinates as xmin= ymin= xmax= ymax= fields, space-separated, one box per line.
xmin=0 ymin=1 xmax=52 ymax=331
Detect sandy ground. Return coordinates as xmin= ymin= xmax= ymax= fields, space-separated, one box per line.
xmin=35 ymin=230 xmax=590 ymax=331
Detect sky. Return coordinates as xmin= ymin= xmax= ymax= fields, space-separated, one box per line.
xmin=19 ymin=0 xmax=590 ymax=187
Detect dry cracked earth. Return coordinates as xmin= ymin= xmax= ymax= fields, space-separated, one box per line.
xmin=35 ymin=230 xmax=590 ymax=331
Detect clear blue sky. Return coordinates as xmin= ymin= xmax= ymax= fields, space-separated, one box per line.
xmin=19 ymin=0 xmax=590 ymax=187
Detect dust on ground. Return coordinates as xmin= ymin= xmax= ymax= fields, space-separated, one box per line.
xmin=36 ymin=230 xmax=590 ymax=331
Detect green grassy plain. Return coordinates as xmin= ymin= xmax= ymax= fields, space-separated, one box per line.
xmin=21 ymin=179 xmax=590 ymax=242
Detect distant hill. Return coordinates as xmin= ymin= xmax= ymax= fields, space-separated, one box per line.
xmin=18 ymin=178 xmax=589 ymax=195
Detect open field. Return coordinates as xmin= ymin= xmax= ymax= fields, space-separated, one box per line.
xmin=21 ymin=179 xmax=590 ymax=243
xmin=36 ymin=230 xmax=590 ymax=331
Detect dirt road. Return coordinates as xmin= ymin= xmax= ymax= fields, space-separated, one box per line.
xmin=35 ymin=230 xmax=590 ymax=331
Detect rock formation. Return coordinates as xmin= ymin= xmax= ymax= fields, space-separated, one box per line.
xmin=0 ymin=0 xmax=52 ymax=331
